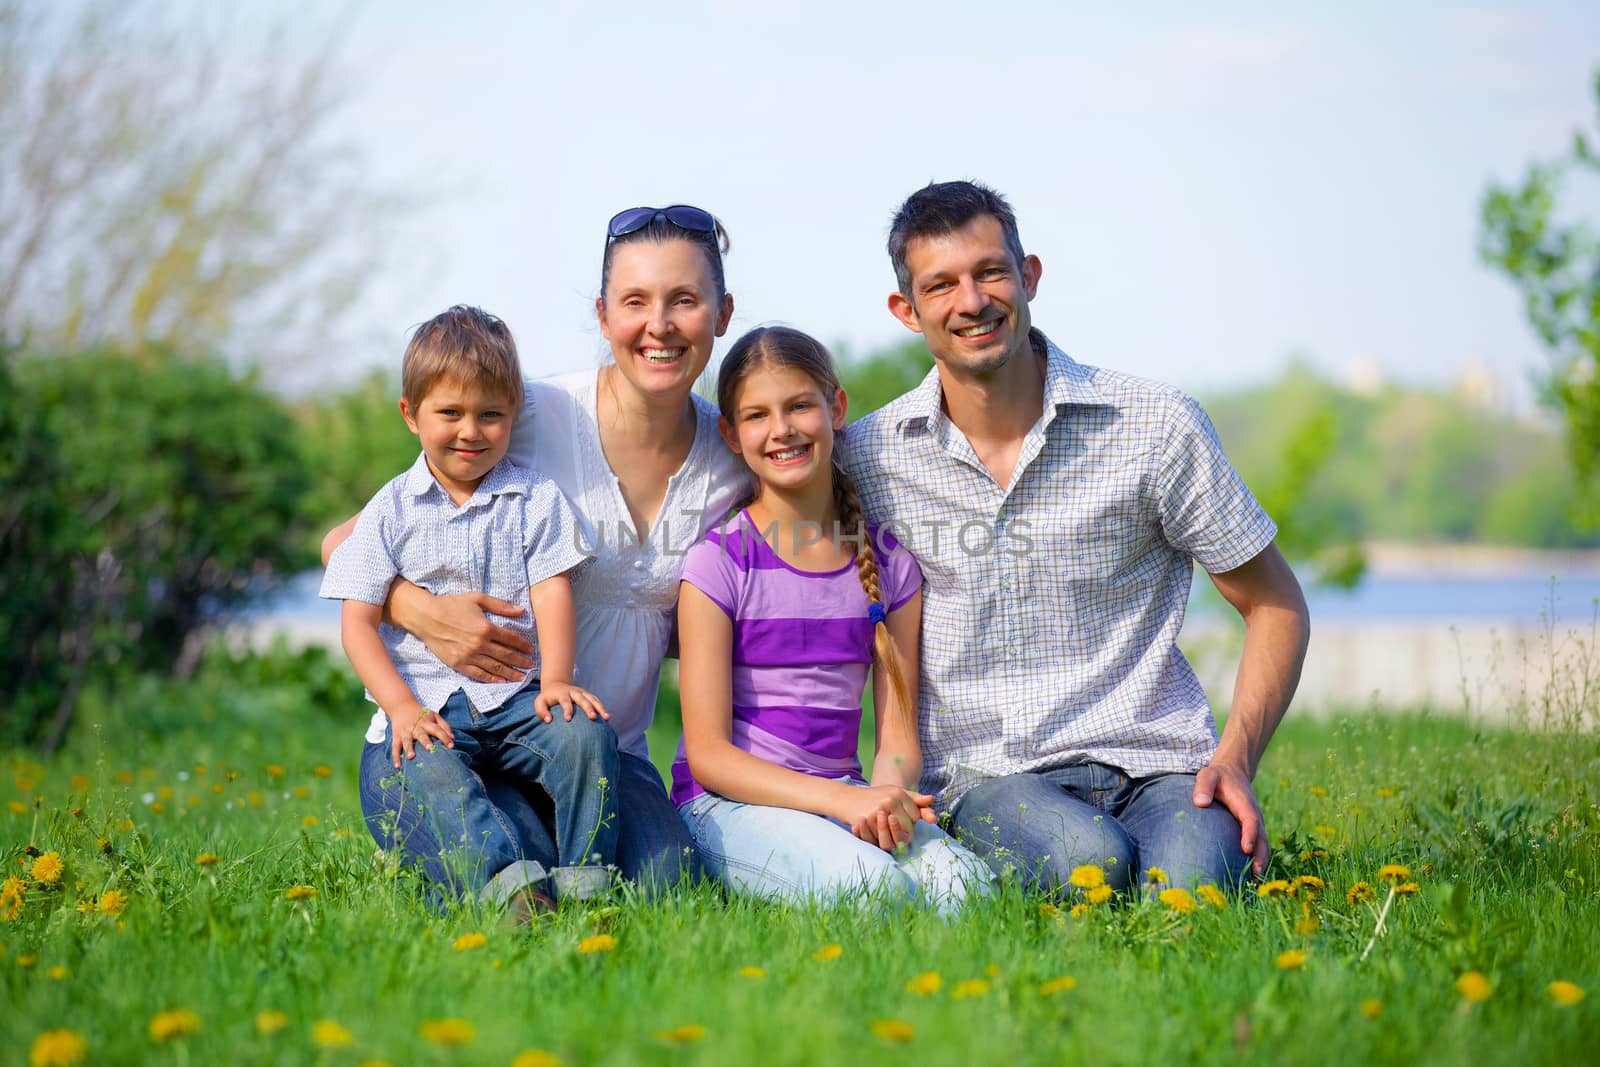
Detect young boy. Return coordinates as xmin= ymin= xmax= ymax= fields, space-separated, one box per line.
xmin=320 ymin=305 xmax=618 ymax=905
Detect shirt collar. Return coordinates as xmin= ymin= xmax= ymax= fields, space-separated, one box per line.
xmin=402 ymin=452 xmax=526 ymax=503
xmin=894 ymin=328 xmax=1109 ymax=432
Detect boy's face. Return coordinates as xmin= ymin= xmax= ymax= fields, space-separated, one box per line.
xmin=399 ymin=376 xmax=516 ymax=501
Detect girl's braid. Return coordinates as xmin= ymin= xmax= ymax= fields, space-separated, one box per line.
xmin=832 ymin=461 xmax=913 ymax=732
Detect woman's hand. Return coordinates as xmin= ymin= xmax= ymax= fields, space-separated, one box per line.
xmin=836 ymin=784 xmax=936 ymax=853
xmin=533 ymin=682 xmax=609 ymax=724
xmin=388 ymin=702 xmax=456 ymax=768
xmin=392 ymin=586 xmax=534 ymax=683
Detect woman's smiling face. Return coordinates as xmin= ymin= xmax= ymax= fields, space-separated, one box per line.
xmin=597 ymin=238 xmax=732 ymax=401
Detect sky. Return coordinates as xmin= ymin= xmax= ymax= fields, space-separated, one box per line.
xmin=286 ymin=1 xmax=1600 ymax=405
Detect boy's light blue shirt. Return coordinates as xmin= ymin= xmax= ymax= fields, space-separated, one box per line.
xmin=320 ymin=452 xmax=590 ymax=717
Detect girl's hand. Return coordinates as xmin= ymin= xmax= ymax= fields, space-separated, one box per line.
xmin=837 ymin=785 xmax=935 ymax=853
xmin=534 ymin=683 xmax=609 ymax=724
xmin=388 ymin=703 xmax=455 ymax=768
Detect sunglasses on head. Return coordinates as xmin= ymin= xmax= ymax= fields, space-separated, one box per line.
xmin=606 ymin=205 xmax=717 ymax=243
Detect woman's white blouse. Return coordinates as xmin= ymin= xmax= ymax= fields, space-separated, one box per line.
xmin=504 ymin=369 xmax=748 ymax=759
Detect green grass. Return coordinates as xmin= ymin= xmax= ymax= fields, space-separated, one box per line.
xmin=4 ymin=652 xmax=1599 ymax=1066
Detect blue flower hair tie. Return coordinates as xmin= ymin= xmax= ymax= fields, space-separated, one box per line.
xmin=868 ymin=602 xmax=887 ymax=626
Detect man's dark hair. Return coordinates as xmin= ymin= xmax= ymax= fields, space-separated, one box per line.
xmin=887 ymin=180 xmax=1026 ymax=298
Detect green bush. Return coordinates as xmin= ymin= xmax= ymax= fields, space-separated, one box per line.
xmin=0 ymin=347 xmax=314 ymax=748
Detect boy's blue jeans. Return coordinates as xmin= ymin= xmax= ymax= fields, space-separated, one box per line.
xmin=949 ymin=762 xmax=1252 ymax=892
xmin=373 ymin=687 xmax=619 ymax=897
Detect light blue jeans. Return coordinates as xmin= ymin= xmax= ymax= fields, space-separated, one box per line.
xmin=679 ymin=779 xmax=995 ymax=914
xmin=950 ymin=762 xmax=1252 ymax=892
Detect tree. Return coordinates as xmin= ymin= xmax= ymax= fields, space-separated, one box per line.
xmin=1479 ymin=70 xmax=1600 ymax=516
xmin=0 ymin=0 xmax=397 ymax=381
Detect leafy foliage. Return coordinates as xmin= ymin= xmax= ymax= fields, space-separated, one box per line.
xmin=0 ymin=347 xmax=313 ymax=748
xmin=1480 ymin=69 xmax=1600 ymax=517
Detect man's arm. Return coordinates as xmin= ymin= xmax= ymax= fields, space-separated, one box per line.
xmin=322 ymin=512 xmax=533 ymax=682
xmin=1196 ymin=541 xmax=1310 ymax=877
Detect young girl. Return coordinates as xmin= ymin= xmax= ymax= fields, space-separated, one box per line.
xmin=671 ymin=326 xmax=994 ymax=912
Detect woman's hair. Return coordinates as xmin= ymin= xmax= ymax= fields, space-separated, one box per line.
xmin=599 ymin=213 xmax=732 ymax=305
xmin=716 ymin=326 xmax=914 ymax=733
xmin=401 ymin=304 xmax=524 ymax=413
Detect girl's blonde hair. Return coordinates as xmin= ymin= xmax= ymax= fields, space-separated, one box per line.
xmin=716 ymin=326 xmax=914 ymax=733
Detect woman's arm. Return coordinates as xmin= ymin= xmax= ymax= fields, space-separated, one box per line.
xmin=322 ymin=511 xmax=534 ymax=683
xmin=678 ymin=584 xmax=925 ymax=842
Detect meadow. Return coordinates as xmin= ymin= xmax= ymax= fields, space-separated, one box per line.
xmin=3 ymin=644 xmax=1597 ymax=1067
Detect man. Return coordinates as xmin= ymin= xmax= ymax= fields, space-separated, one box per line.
xmin=840 ymin=180 xmax=1309 ymax=891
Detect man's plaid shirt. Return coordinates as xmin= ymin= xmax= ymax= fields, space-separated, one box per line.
xmin=839 ymin=332 xmax=1277 ymax=807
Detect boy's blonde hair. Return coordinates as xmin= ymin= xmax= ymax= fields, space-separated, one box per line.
xmin=401 ymin=305 xmax=524 ymax=412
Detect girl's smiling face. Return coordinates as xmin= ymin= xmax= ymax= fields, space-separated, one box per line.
xmin=597 ymin=238 xmax=733 ymax=401
xmin=720 ymin=361 xmax=847 ymax=493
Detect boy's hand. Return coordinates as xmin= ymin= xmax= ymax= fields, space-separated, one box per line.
xmin=533 ymin=682 xmax=608 ymax=724
xmin=388 ymin=702 xmax=455 ymax=768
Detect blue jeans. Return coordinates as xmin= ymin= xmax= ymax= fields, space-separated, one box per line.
xmin=368 ymin=687 xmax=619 ymax=896
xmin=950 ymin=763 xmax=1250 ymax=893
xmin=359 ymin=729 xmax=698 ymax=900
xmin=680 ymin=781 xmax=995 ymax=915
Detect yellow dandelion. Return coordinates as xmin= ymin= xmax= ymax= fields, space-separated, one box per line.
xmin=211 ymin=783 xmax=224 ymax=794
xmin=28 ymin=1028 xmax=87 ymax=1067
xmin=6 ymin=801 xmax=25 ymax=816
xmin=1456 ymin=971 xmax=1492 ymax=1003
xmin=1313 ymin=824 xmax=1335 ymax=837
xmin=1196 ymin=884 xmax=1227 ymax=908
xmin=48 ymin=965 xmax=68 ymax=980
xmin=285 ymin=885 xmax=318 ymax=901
xmin=301 ymin=815 xmax=320 ymax=827
xmin=1039 ymin=975 xmax=1077 ymax=995
xmin=812 ymin=942 xmax=843 ymax=961
xmin=1069 ymin=864 xmax=1106 ymax=890
xmin=1394 ymin=882 xmax=1420 ymax=896
xmin=1275 ymin=949 xmax=1307 ymax=970
xmin=1292 ymin=875 xmax=1324 ymax=897
xmin=1377 ymin=864 xmax=1410 ymax=884
xmin=905 ymin=971 xmax=942 ymax=996
xmin=1376 ymin=787 xmax=1396 ymax=798
xmin=313 ymin=765 xmax=333 ymax=778
xmin=195 ymin=853 xmax=219 ymax=867
xmin=17 ymin=776 xmax=36 ymax=791
xmin=1085 ymin=885 xmax=1113 ymax=906
xmin=1257 ymin=879 xmax=1290 ymax=899
xmin=311 ymin=1020 xmax=354 ymax=1047
xmin=76 ymin=899 xmax=97 ymax=914
xmin=952 ymin=979 xmax=990 ymax=999
xmin=115 ymin=770 xmax=134 ymax=784
xmin=18 ymin=954 xmax=38 ymax=968
xmin=150 ymin=802 xmax=164 ymax=814
xmin=654 ymin=1025 xmax=707 ymax=1043
xmin=266 ymin=764 xmax=286 ymax=778
xmin=248 ymin=791 xmax=264 ymax=807
xmin=1159 ymin=887 xmax=1197 ymax=914
xmin=157 ymin=785 xmax=173 ymax=801
xmin=985 ymin=963 xmax=1001 ymax=977
xmin=1069 ymin=902 xmax=1091 ymax=918
xmin=870 ymin=1019 xmax=915 ymax=1043
xmin=1144 ymin=867 xmax=1168 ymax=885
xmin=256 ymin=1010 xmax=289 ymax=1035
xmin=1308 ymin=785 xmax=1327 ymax=797
xmin=1038 ymin=902 xmax=1064 ymax=923
xmin=357 ymin=1061 xmax=395 ymax=1067
xmin=148 ymin=1009 xmax=202 ymax=1042
xmin=1294 ymin=915 xmax=1321 ymax=935
xmin=2 ymin=876 xmax=26 ymax=921
xmin=30 ymin=852 xmax=63 ymax=885
xmin=69 ymin=775 xmax=90 ymax=791
xmin=453 ymin=932 xmax=487 ymax=951
xmin=1361 ymin=999 xmax=1382 ymax=1020
xmin=576 ymin=933 xmax=615 ymax=954
xmin=512 ymin=1050 xmax=563 ymax=1067
xmin=738 ymin=966 xmax=766 ymax=979
xmin=98 ymin=889 xmax=127 ymax=916
xmin=419 ymin=1018 xmax=476 ymax=1045
xmin=1346 ymin=881 xmax=1376 ymax=906
xmin=118 ymin=818 xmax=135 ymax=831
xmin=1547 ymin=980 xmax=1585 ymax=1006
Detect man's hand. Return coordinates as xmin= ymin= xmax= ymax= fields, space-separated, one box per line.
xmin=396 ymin=588 xmax=534 ymax=684
xmin=1193 ymin=761 xmax=1270 ymax=877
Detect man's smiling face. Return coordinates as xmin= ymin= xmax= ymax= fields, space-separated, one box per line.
xmin=888 ymin=214 xmax=1041 ymax=379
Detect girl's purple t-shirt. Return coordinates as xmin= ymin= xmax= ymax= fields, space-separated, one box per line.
xmin=669 ymin=511 xmax=923 ymax=807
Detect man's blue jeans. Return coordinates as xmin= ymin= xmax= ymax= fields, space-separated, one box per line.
xmin=950 ymin=762 xmax=1251 ymax=893
xmin=363 ymin=687 xmax=619 ymax=898
xmin=359 ymin=722 xmax=698 ymax=899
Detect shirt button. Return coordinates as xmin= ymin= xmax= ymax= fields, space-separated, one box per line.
xmin=632 ymin=559 xmax=646 ymax=570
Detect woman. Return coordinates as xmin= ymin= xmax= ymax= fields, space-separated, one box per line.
xmin=326 ymin=205 xmax=749 ymax=898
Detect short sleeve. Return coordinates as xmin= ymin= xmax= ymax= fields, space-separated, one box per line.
xmin=872 ymin=525 xmax=923 ymax=612
xmin=319 ymin=492 xmax=400 ymax=605
xmin=522 ymin=478 xmax=593 ymax=586
xmin=1156 ymin=392 xmax=1277 ymax=573
xmin=680 ymin=534 xmax=741 ymax=619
